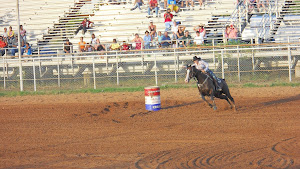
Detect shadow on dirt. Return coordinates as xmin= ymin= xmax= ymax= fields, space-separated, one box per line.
xmin=263 ymin=94 xmax=300 ymax=106
xmin=162 ymin=101 xmax=203 ymax=110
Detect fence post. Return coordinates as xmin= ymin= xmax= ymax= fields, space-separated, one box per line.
xmin=288 ymin=45 xmax=292 ymax=82
xmin=213 ymin=39 xmax=216 ymax=70
xmin=221 ymin=49 xmax=225 ymax=79
xmin=154 ymin=54 xmax=158 ymax=86
xmin=237 ymin=46 xmax=241 ymax=82
xmin=2 ymin=56 xmax=5 ymax=89
xmin=33 ymin=59 xmax=37 ymax=91
xmin=251 ymin=41 xmax=255 ymax=74
xmin=92 ymin=55 xmax=96 ymax=89
xmin=116 ymin=52 xmax=119 ymax=85
xmin=174 ymin=49 xmax=177 ymax=83
xmin=57 ymin=57 xmax=61 ymax=88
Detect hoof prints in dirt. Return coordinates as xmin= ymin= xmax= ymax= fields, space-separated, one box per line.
xmin=134 ymin=137 xmax=299 ymax=168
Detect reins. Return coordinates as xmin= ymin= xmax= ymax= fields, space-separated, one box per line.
xmin=191 ymin=68 xmax=209 ymax=88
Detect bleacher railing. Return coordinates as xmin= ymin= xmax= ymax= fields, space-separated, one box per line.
xmin=1 ymin=42 xmax=299 ymax=91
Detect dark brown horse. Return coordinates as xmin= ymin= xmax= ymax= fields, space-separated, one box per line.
xmin=185 ymin=65 xmax=236 ymax=111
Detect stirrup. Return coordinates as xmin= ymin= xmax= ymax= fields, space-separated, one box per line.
xmin=216 ymin=86 xmax=222 ymax=91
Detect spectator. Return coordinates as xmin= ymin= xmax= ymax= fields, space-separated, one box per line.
xmin=0 ymin=36 xmax=7 ymax=56
xmin=257 ymin=0 xmax=266 ymax=12
xmin=164 ymin=8 xmax=174 ymax=31
xmin=64 ymin=39 xmax=73 ymax=53
xmin=96 ymin=39 xmax=106 ymax=51
xmin=91 ymin=34 xmax=98 ymax=47
xmin=131 ymin=0 xmax=144 ymax=11
xmin=227 ymin=24 xmax=238 ymax=44
xmin=171 ymin=21 xmax=179 ymax=39
xmin=224 ymin=25 xmax=230 ymax=43
xmin=78 ymin=37 xmax=86 ymax=52
xmin=147 ymin=0 xmax=159 ymax=17
xmin=10 ymin=35 xmax=24 ymax=56
xmin=194 ymin=31 xmax=203 ymax=45
xmin=132 ymin=33 xmax=144 ymax=50
xmin=2 ymin=28 xmax=8 ymax=41
xmin=157 ymin=31 xmax=163 ymax=48
xmin=168 ymin=0 xmax=179 ymax=12
xmin=181 ymin=30 xmax=192 ymax=47
xmin=121 ymin=41 xmax=130 ymax=51
xmin=144 ymin=31 xmax=152 ymax=49
xmin=148 ymin=21 xmax=157 ymax=40
xmin=161 ymin=31 xmax=171 ymax=48
xmin=8 ymin=26 xmax=15 ymax=43
xmin=186 ymin=0 xmax=194 ymax=9
xmin=164 ymin=0 xmax=168 ymax=9
xmin=193 ymin=24 xmax=206 ymax=43
xmin=75 ymin=18 xmax=94 ymax=35
xmin=198 ymin=0 xmax=203 ymax=9
xmin=110 ymin=39 xmax=121 ymax=51
xmin=85 ymin=43 xmax=94 ymax=52
xmin=177 ymin=25 xmax=185 ymax=39
xmin=20 ymin=25 xmax=26 ymax=42
xmin=23 ymin=42 xmax=32 ymax=56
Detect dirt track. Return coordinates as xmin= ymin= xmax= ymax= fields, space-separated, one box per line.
xmin=0 ymin=87 xmax=299 ymax=168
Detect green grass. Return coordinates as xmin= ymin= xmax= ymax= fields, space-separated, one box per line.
xmin=0 ymin=82 xmax=299 ymax=97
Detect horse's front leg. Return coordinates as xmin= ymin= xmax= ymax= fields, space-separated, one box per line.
xmin=200 ymin=93 xmax=213 ymax=108
xmin=210 ymin=91 xmax=217 ymax=110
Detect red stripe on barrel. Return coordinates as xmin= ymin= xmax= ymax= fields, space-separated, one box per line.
xmin=144 ymin=86 xmax=160 ymax=96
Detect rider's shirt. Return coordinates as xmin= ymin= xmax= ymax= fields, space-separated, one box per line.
xmin=193 ymin=60 xmax=209 ymax=72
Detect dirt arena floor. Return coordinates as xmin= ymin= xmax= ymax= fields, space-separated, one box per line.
xmin=0 ymin=86 xmax=299 ymax=168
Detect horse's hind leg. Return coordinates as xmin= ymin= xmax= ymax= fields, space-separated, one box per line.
xmin=218 ymin=95 xmax=233 ymax=109
xmin=200 ymin=94 xmax=213 ymax=108
xmin=226 ymin=92 xmax=236 ymax=111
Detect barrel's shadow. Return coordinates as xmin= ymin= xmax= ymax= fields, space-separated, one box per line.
xmin=161 ymin=101 xmax=203 ymax=110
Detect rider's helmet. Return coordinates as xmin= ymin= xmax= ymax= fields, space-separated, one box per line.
xmin=193 ymin=56 xmax=201 ymax=61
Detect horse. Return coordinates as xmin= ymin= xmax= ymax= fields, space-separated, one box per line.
xmin=184 ymin=65 xmax=236 ymax=111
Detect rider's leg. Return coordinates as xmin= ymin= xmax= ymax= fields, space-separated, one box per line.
xmin=207 ymin=69 xmax=221 ymax=91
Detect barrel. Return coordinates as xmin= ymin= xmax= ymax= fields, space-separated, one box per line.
xmin=144 ymin=86 xmax=161 ymax=111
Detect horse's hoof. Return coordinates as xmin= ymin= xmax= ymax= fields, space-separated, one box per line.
xmin=213 ymin=106 xmax=217 ymax=110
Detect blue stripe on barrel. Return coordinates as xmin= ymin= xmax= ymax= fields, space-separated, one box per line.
xmin=144 ymin=86 xmax=161 ymax=111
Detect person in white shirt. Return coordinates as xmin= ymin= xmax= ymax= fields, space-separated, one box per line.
xmin=192 ymin=56 xmax=221 ymax=91
xmin=194 ymin=31 xmax=203 ymax=45
xmin=171 ymin=21 xmax=179 ymax=39
xmin=91 ymin=34 xmax=98 ymax=46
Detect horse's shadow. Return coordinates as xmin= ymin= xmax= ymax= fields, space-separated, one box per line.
xmin=162 ymin=101 xmax=203 ymax=110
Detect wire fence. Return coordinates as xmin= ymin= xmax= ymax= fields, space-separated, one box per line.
xmin=0 ymin=43 xmax=299 ymax=91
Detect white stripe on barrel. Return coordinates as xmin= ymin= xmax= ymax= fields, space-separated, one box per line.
xmin=144 ymin=86 xmax=161 ymax=111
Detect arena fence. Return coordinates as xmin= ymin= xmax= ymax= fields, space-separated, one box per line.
xmin=0 ymin=43 xmax=300 ymax=92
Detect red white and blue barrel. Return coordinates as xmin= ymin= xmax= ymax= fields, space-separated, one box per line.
xmin=144 ymin=86 xmax=161 ymax=111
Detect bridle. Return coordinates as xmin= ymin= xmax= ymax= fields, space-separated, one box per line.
xmin=189 ymin=67 xmax=209 ymax=88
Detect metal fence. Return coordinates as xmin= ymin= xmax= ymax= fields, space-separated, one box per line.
xmin=0 ymin=43 xmax=300 ymax=92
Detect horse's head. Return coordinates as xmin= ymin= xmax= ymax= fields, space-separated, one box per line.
xmin=184 ymin=64 xmax=196 ymax=83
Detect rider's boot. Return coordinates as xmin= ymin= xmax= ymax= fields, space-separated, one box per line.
xmin=213 ymin=77 xmax=222 ymax=91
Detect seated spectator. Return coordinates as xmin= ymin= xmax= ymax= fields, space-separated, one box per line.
xmin=96 ymin=39 xmax=106 ymax=51
xmin=23 ymin=42 xmax=32 ymax=56
xmin=2 ymin=28 xmax=8 ymax=41
xmin=64 ymin=39 xmax=73 ymax=53
xmin=194 ymin=31 xmax=203 ymax=45
xmin=132 ymin=33 xmax=144 ymax=50
xmin=20 ymin=25 xmax=26 ymax=42
xmin=75 ymin=18 xmax=94 ymax=35
xmin=161 ymin=32 xmax=171 ymax=48
xmin=180 ymin=30 xmax=192 ymax=47
xmin=85 ymin=43 xmax=94 ymax=52
xmin=144 ymin=31 xmax=152 ymax=49
xmin=227 ymin=24 xmax=238 ymax=44
xmin=177 ymin=25 xmax=185 ymax=40
xmin=193 ymin=24 xmax=206 ymax=43
xmin=157 ymin=31 xmax=163 ymax=48
xmin=91 ymin=34 xmax=98 ymax=46
xmin=168 ymin=0 xmax=179 ymax=12
xmin=171 ymin=21 xmax=179 ymax=39
xmin=185 ymin=0 xmax=194 ymax=9
xmin=131 ymin=0 xmax=144 ymax=11
xmin=147 ymin=0 xmax=159 ymax=17
xmin=148 ymin=21 xmax=157 ymax=40
xmin=121 ymin=41 xmax=130 ymax=51
xmin=8 ymin=26 xmax=15 ymax=43
xmin=110 ymin=39 xmax=121 ymax=51
xmin=224 ymin=25 xmax=230 ymax=43
xmin=78 ymin=37 xmax=86 ymax=52
xmin=0 ymin=36 xmax=7 ymax=56
xmin=164 ymin=8 xmax=174 ymax=31
xmin=198 ymin=0 xmax=203 ymax=9
xmin=10 ymin=35 xmax=24 ymax=56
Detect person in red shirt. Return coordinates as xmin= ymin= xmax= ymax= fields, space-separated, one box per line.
xmin=147 ymin=0 xmax=159 ymax=17
xmin=164 ymin=8 xmax=174 ymax=31
xmin=121 ymin=41 xmax=129 ymax=51
xmin=75 ymin=18 xmax=94 ymax=35
xmin=0 ymin=36 xmax=7 ymax=56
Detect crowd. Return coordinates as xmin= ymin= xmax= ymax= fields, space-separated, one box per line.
xmin=0 ymin=25 xmax=32 ymax=56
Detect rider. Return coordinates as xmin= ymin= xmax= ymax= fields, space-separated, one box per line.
xmin=192 ymin=56 xmax=222 ymax=91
